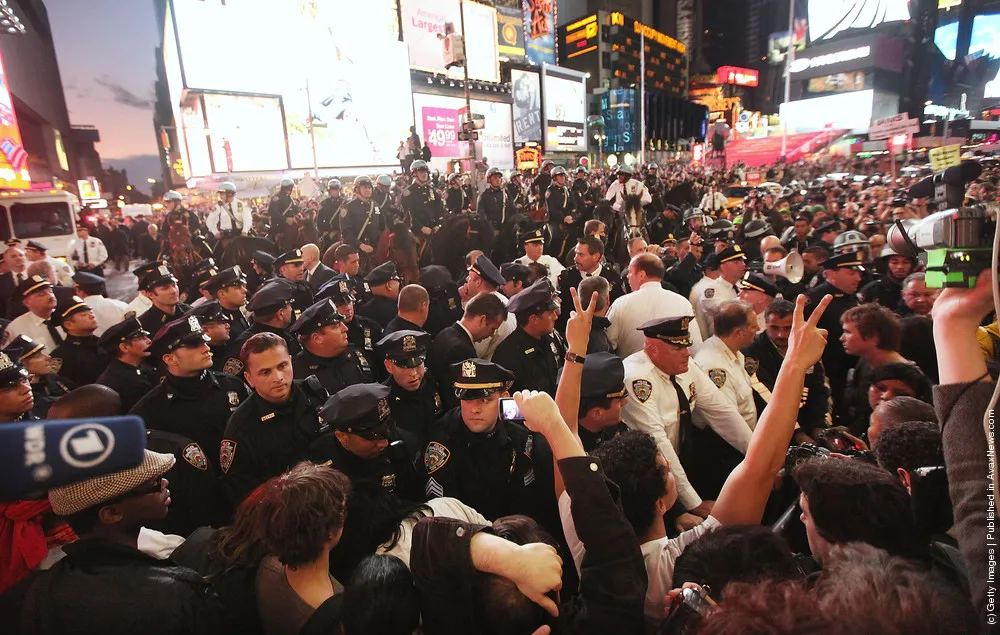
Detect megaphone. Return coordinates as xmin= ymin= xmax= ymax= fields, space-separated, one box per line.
xmin=763 ymin=252 xmax=804 ymax=284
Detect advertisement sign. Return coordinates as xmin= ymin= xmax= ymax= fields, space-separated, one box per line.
xmin=0 ymin=50 xmax=29 ymax=189
xmin=523 ymin=0 xmax=556 ymax=66
xmin=929 ymin=144 xmax=962 ymax=171
xmin=511 ymin=69 xmax=542 ymax=143
xmin=600 ymin=88 xmax=637 ymax=153
xmin=541 ymin=64 xmax=586 ymax=152
xmin=869 ymin=113 xmax=921 ymax=140
xmin=496 ymin=0 xmax=526 ymax=61
xmin=807 ymin=71 xmax=866 ymax=94
xmin=516 ymin=145 xmax=540 ymax=169
xmin=204 ymin=94 xmax=287 ymax=173
xmin=400 ymin=0 xmax=499 ymax=81
xmin=562 ymin=14 xmax=598 ymax=59
xmin=779 ymin=90 xmax=877 ymax=133
xmin=676 ymin=0 xmax=695 ymax=54
xmin=77 ymin=179 xmax=101 ymax=202
xmin=413 ymin=93 xmax=513 ymax=170
xmin=463 ymin=1 xmax=501 ymax=83
xmin=767 ymin=20 xmax=808 ymax=63
xmin=717 ymin=66 xmax=759 ymax=87
xmin=790 ymin=45 xmax=872 ymax=74
xmin=808 ymin=0 xmax=910 ymax=42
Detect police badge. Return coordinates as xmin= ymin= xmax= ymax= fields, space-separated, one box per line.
xmin=461 ymin=360 xmax=477 ymax=378
xmin=182 ymin=443 xmax=209 ymax=471
xmin=632 ymin=379 xmax=652 ymax=403
xmin=376 ymin=397 xmax=391 ymax=421
xmin=424 ymin=441 xmax=451 ymax=474
xmin=403 ymin=335 xmax=417 ymax=352
xmin=704 ymin=287 xmax=715 ymax=299
xmin=219 ymin=440 xmax=236 ymax=473
xmin=228 ymin=391 xmax=240 ymax=406
xmin=223 ymin=357 xmax=245 ymax=376
xmin=708 ymin=369 xmax=727 ymax=389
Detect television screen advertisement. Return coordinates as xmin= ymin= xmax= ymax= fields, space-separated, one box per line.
xmin=541 ymin=64 xmax=586 ymax=153
xmin=413 ymin=93 xmax=514 ymax=170
xmin=511 ymin=69 xmax=541 ymax=143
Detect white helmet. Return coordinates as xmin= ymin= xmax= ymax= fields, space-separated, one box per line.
xmin=279 ymin=177 xmax=295 ymax=188
xmin=218 ymin=181 xmax=237 ymax=194
xmin=376 ymin=174 xmax=392 ymax=187
xmin=164 ymin=191 xmax=182 ymax=202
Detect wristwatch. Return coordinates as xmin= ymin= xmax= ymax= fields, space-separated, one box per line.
xmin=565 ymin=351 xmax=586 ymax=365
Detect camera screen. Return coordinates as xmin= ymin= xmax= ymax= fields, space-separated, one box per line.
xmin=500 ymin=398 xmax=523 ymax=421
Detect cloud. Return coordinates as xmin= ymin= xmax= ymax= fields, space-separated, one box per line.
xmin=95 ymin=76 xmax=153 ymax=109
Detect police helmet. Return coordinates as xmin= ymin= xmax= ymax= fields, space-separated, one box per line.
xmin=509 ymin=170 xmax=522 ymax=180
xmin=218 ymin=181 xmax=237 ymax=194
xmin=551 ymin=167 xmax=568 ymax=178
xmin=447 ymin=173 xmax=460 ymax=183
xmin=487 ymin=167 xmax=504 ymax=178
xmin=328 ymin=178 xmax=342 ymax=190
xmin=743 ymin=218 xmax=772 ymax=239
xmin=376 ymin=175 xmax=392 ymax=188
xmin=541 ymin=160 xmax=555 ymax=169
xmin=683 ymin=208 xmax=707 ymax=224
xmin=833 ymin=230 xmax=871 ymax=259
xmin=575 ymin=166 xmax=588 ymax=174
xmin=617 ymin=164 xmax=635 ymax=176
xmin=708 ymin=219 xmax=736 ymax=240
xmin=411 ymin=160 xmax=429 ymax=173
xmin=279 ymin=177 xmax=295 ymax=188
xmin=164 ymin=191 xmax=182 ymax=202
xmin=647 ymin=162 xmax=658 ymax=170
xmin=354 ymin=175 xmax=373 ymax=189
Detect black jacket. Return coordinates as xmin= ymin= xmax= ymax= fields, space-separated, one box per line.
xmin=96 ymin=359 xmax=158 ymax=413
xmin=357 ymin=295 xmax=398 ymax=328
xmin=804 ymin=282 xmax=858 ymax=423
xmin=492 ymin=327 xmax=564 ymax=395
xmin=428 ymin=323 xmax=477 ymax=410
xmin=292 ymin=346 xmax=373 ymax=396
xmin=51 ymin=335 xmax=109 ymax=386
xmin=557 ymin=266 xmax=626 ymax=332
xmin=383 ymin=315 xmax=424 ymax=337
xmin=138 ymin=302 xmax=192 ymax=333
xmin=384 ymin=374 xmax=445 ymax=445
xmin=307 ymin=263 xmax=337 ymax=292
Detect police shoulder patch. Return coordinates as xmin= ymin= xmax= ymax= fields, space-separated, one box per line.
xmin=704 ymin=287 xmax=715 ymax=299
xmin=340 ymin=207 xmax=348 ymax=218
xmin=220 ymin=440 xmax=236 ymax=474
xmin=424 ymin=441 xmax=450 ymax=474
xmin=632 ymin=379 xmax=653 ymax=403
xmin=708 ymin=368 xmax=727 ymax=389
xmin=744 ymin=357 xmax=759 ymax=376
xmin=182 ymin=442 xmax=208 ymax=470
xmin=223 ymin=357 xmax=245 ymax=376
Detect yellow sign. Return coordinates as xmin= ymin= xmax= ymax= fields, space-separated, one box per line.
xmin=633 ymin=21 xmax=685 ymax=55
xmin=565 ymin=14 xmax=596 ymax=32
xmin=516 ymin=146 xmax=540 ymax=170
xmin=929 ymin=144 xmax=962 ymax=171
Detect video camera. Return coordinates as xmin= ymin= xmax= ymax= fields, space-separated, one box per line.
xmin=887 ymin=160 xmax=997 ymax=289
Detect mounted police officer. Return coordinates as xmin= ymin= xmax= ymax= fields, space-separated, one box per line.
xmin=445 ymin=173 xmax=471 ymax=214
xmin=318 ymin=178 xmax=345 ymax=244
xmin=207 ymin=181 xmax=252 ymax=259
xmin=401 ymin=160 xmax=445 ymax=247
xmin=476 ymin=167 xmax=509 ymax=230
xmin=340 ymin=175 xmax=384 ymax=273
xmin=267 ymin=177 xmax=297 ymax=242
xmin=545 ymin=166 xmax=579 ymax=262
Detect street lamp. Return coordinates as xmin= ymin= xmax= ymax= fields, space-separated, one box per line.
xmin=146 ymin=177 xmax=156 ymax=184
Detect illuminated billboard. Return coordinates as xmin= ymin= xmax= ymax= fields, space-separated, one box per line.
xmin=807 ymin=71 xmax=867 ymax=94
xmin=412 ymin=93 xmax=514 ymax=170
xmin=0 ymin=49 xmax=29 ymax=189
xmin=400 ymin=0 xmax=500 ymax=82
xmin=807 ymin=0 xmax=911 ymax=42
xmin=562 ymin=14 xmax=598 ymax=60
xmin=523 ymin=0 xmax=556 ymax=65
xmin=496 ymin=0 xmax=526 ymax=61
xmin=511 ymin=69 xmax=541 ymax=143
xmin=717 ymin=66 xmax=759 ymax=87
xmin=780 ymin=89 xmax=898 ymax=133
xmin=203 ymin=95 xmax=287 ymax=173
xmin=601 ymin=88 xmax=638 ymax=153
xmin=541 ymin=64 xmax=587 ymax=153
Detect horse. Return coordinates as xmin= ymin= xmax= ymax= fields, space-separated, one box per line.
xmin=431 ymin=213 xmax=496 ymax=281
xmin=593 ymin=203 xmax=630 ymax=271
xmin=375 ymin=221 xmax=421 ymax=285
xmin=491 ymin=212 xmax=533 ymax=265
xmin=220 ymin=235 xmax=277 ymax=271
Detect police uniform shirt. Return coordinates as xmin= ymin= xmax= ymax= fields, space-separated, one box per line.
xmin=318 ymin=195 xmax=345 ymax=234
xmin=477 ymin=186 xmax=507 ymax=228
xmin=30 ymin=373 xmax=74 ymax=418
xmin=348 ymin=314 xmax=383 ymax=371
xmin=472 ymin=291 xmax=516 ymax=361
xmin=422 ymin=408 xmax=553 ymax=524
xmin=692 ymin=277 xmax=739 ymax=340
xmin=401 ymin=183 xmax=444 ymax=234
xmin=96 ymin=358 xmax=159 ymax=413
xmin=605 ymin=281 xmax=705 ymax=359
xmin=446 ymin=186 xmax=470 ymax=215
xmin=129 ymin=370 xmax=250 ymax=474
xmin=146 ymin=429 xmax=230 ymax=536
xmin=138 ymin=302 xmax=192 ymax=334
xmin=578 ymin=421 xmax=628 ymax=454
xmin=385 ymin=374 xmax=444 ymax=446
xmin=283 ymin=280 xmax=315 ymax=316
xmin=357 ymin=295 xmax=398 ymax=329
xmin=515 ymin=254 xmax=565 ymax=289
xmin=321 ymin=425 xmax=423 ymax=502
xmin=50 ymin=335 xmax=109 ymax=386
xmin=219 ymin=305 xmax=251 ymax=342
xmin=223 ymin=322 xmax=302 ymax=376
xmin=491 ymin=328 xmax=565 ymax=395
xmin=383 ymin=315 xmax=424 ymax=338
xmin=83 ymin=295 xmax=129 ymax=337
xmin=292 ymin=346 xmax=373 ymax=396
xmin=622 ymin=350 xmax=752 ymax=511
xmin=220 ymin=382 xmax=322 ymax=507
xmin=692 ymin=336 xmax=757 ymax=431
xmin=6 ymin=311 xmax=63 ymax=353
xmin=340 ymin=197 xmax=383 ymax=248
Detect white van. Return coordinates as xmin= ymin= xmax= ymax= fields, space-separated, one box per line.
xmin=0 ymin=190 xmax=80 ymax=259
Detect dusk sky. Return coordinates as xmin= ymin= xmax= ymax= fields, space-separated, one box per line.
xmin=47 ymin=0 xmax=161 ymax=188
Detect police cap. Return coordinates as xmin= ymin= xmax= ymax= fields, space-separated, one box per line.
xmin=98 ymin=316 xmax=149 ymax=351
xmin=365 ymin=261 xmax=401 ymax=287
xmin=193 ymin=267 xmax=218 ymax=290
xmin=252 ymin=251 xmax=276 ymax=268
xmin=378 ymin=329 xmax=431 ymax=368
xmin=451 ymin=358 xmax=515 ymax=400
xmin=468 ymin=254 xmax=505 ymax=288
xmin=500 ymin=262 xmax=531 ymax=285
xmin=636 ymin=315 xmax=694 ymax=347
xmin=739 ymin=272 xmax=780 ymax=297
xmin=580 ymin=352 xmax=626 ymax=401
xmin=521 ymin=229 xmax=545 ymax=246
xmin=24 ymin=240 xmax=47 ymax=253
xmin=319 ymin=383 xmax=393 ymax=437
xmin=54 ymin=295 xmax=92 ymax=324
xmin=15 ymin=275 xmax=53 ymax=302
xmin=0 ymin=351 xmax=30 ymax=389
xmin=3 ymin=335 xmax=45 ymax=361
xmin=821 ymin=251 xmax=866 ymax=271
xmin=192 ymin=258 xmax=217 ymax=275
xmin=316 ymin=276 xmax=356 ymax=306
xmin=247 ymin=281 xmax=293 ymax=315
xmin=150 ymin=316 xmax=211 ymax=359
xmin=506 ymin=279 xmax=558 ymax=315
xmin=815 ymin=220 xmax=841 ymax=235
xmin=133 ymin=262 xmax=177 ymax=292
xmin=71 ymin=271 xmax=106 ymax=291
xmin=205 ymin=266 xmax=247 ymax=294
xmin=274 ymin=249 xmax=304 ymax=269
xmin=280 ymin=177 xmax=295 ymax=188
xmin=290 ymin=299 xmax=345 ymax=337
xmin=703 ymin=252 xmax=721 ymax=271
xmin=183 ymin=300 xmax=229 ymax=325
xmin=717 ymin=244 xmax=747 ymax=264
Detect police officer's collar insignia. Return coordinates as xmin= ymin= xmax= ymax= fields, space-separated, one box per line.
xmin=632 ymin=379 xmax=652 ymax=403
xmin=524 ymin=434 xmax=534 ymax=459
xmin=461 ymin=360 xmax=476 ymax=378
xmin=402 ymin=335 xmax=417 ymax=352
xmin=708 ymin=368 xmax=728 ymax=389
xmin=744 ymin=357 xmax=759 ymax=376
xmin=433 ymin=392 xmax=442 ymax=412
xmin=220 ymin=440 xmax=236 ymax=474
xmin=49 ymin=358 xmax=63 ymax=374
xmin=223 ymin=358 xmax=244 ymax=376
xmin=381 ymin=473 xmax=396 ymax=490
xmin=424 ymin=441 xmax=451 ymax=474
xmin=228 ymin=391 xmax=240 ymax=406
xmin=182 ymin=442 xmax=209 ymax=471
xmin=187 ymin=316 xmax=201 ymax=332
xmin=261 ymin=412 xmax=276 ymax=421
xmin=704 ymin=287 xmax=715 ymax=299
xmin=689 ymin=382 xmax=697 ymax=405
xmin=377 ymin=397 xmax=391 ymax=421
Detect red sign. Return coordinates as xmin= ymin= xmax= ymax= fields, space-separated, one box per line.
xmin=717 ymin=66 xmax=759 ymax=87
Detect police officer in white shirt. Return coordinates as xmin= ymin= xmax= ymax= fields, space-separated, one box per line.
xmin=622 ymin=315 xmax=751 ymax=519
xmin=24 ymin=240 xmax=74 ymax=287
xmin=72 ymin=271 xmax=128 ymax=336
xmin=693 ymin=300 xmax=759 ymax=431
xmin=515 ymin=229 xmax=564 ymax=289
xmin=606 ymin=252 xmax=703 ymax=358
xmin=699 ymin=184 xmax=728 ymax=213
xmin=68 ymin=226 xmax=108 ymax=276
xmin=737 ymin=272 xmax=780 ymax=332
xmin=7 ymin=276 xmax=63 ymax=352
xmin=461 ymin=254 xmax=515 ymax=360
xmin=604 ymin=165 xmax=652 ymax=239
xmin=207 ymin=181 xmax=252 ymax=259
xmin=692 ymin=245 xmax=746 ymax=339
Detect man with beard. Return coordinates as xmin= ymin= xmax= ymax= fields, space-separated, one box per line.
xmin=96 ymin=316 xmax=159 ymax=412
xmin=379 ymin=330 xmax=444 ymax=446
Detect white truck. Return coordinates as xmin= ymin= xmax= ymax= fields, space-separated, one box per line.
xmin=0 ymin=189 xmax=80 ymax=259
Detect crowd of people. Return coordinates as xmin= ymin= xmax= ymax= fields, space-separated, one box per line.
xmin=0 ymin=151 xmax=996 ymax=634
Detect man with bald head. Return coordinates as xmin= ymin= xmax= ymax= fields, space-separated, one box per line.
xmin=301 ymin=243 xmax=337 ymax=292
xmin=384 ymin=284 xmax=430 ymax=336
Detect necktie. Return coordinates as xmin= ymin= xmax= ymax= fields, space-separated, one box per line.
xmin=304 ymin=270 xmax=311 ymax=283
xmin=45 ymin=319 xmax=64 ymax=346
xmin=83 ymin=241 xmax=89 ymax=265
xmin=669 ymin=375 xmax=693 ymax=435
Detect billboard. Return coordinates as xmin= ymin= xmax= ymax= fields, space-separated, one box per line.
xmin=562 ymin=14 xmax=598 ymax=60
xmin=717 ymin=66 xmax=759 ymax=87
xmin=412 ymin=93 xmax=514 ymax=170
xmin=523 ymin=0 xmax=556 ymax=65
xmin=495 ymin=0 xmax=526 ymax=62
xmin=780 ymin=89 xmax=897 ymax=133
xmin=807 ymin=71 xmax=867 ymax=94
xmin=767 ymin=21 xmax=808 ymax=64
xmin=400 ymin=0 xmax=500 ymax=82
xmin=511 ymin=69 xmax=542 ymax=143
xmin=601 ymin=88 xmax=638 ymax=153
xmin=0 ymin=50 xmax=29 ymax=189
xmin=808 ymin=0 xmax=910 ymax=42
xmin=541 ymin=64 xmax=586 ymax=153
xmin=166 ymin=0 xmax=413 ymax=174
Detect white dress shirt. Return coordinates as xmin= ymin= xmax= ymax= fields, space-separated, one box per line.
xmin=127 ymin=294 xmax=153 ymax=316
xmin=45 ymin=257 xmax=75 ymax=287
xmin=605 ymin=281 xmax=704 ymax=358
xmin=83 ymin=294 xmax=129 ymax=336
xmin=693 ymin=336 xmax=758 ymax=431
xmin=7 ymin=310 xmax=64 ymax=353
xmin=622 ymin=350 xmax=752 ymax=510
xmin=207 ymin=199 xmax=252 ymax=235
xmin=67 ymin=236 xmax=108 ymax=268
xmin=516 ymin=254 xmax=565 ymax=289
xmin=699 ymin=191 xmax=728 ymax=212
xmin=465 ymin=290 xmax=515 ymax=361
xmin=604 ymin=178 xmax=652 ymax=212
xmin=692 ymin=276 xmax=739 ymax=340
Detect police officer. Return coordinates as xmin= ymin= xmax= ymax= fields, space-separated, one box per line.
xmin=340 ymin=175 xmax=384 ymax=269
xmin=692 ymin=301 xmax=759 ymax=431
xmin=506 ymin=171 xmax=528 ymax=216
xmin=556 ymin=236 xmax=626 ymax=333
xmin=223 ymin=281 xmax=301 ymax=376
xmin=445 ymin=173 xmax=471 ymax=215
xmin=160 ymin=191 xmax=199 ymax=237
xmin=858 ymin=245 xmax=915 ymax=309
xmin=692 ymin=244 xmax=746 ymax=339
xmin=134 ymin=262 xmax=192 ymax=333
xmin=291 ymin=299 xmax=373 ymax=394
xmin=183 ymin=301 xmax=232 ymax=374
xmin=357 ymin=261 xmax=401 ymax=328
xmin=649 ymin=205 xmax=683 ymax=246
xmin=738 ymin=272 xmax=780 ymax=332
xmin=678 ymin=207 xmax=708 ymax=241
xmin=49 ymin=295 xmax=109 ymax=386
xmin=320 ymin=277 xmax=383 ymax=374
xmin=204 ymin=265 xmax=250 ymax=342
xmin=4 ymin=335 xmax=73 ymax=418
xmin=530 ymin=160 xmax=554 ymax=202
xmin=274 ymin=249 xmax=315 ymax=316
xmin=96 ymin=316 xmax=158 ymax=412
xmin=248 ymin=250 xmax=276 ymax=296
xmin=220 ymin=331 xmax=330 ymax=507
xmin=805 ymin=251 xmax=863 ymax=422
xmin=315 ymin=383 xmax=422 ymax=501
xmin=477 ymin=168 xmax=508 ymax=230
xmin=267 ymin=177 xmax=297 ymax=241
xmin=401 ymin=160 xmax=445 ymax=243
xmin=571 ymin=166 xmax=595 ymax=212
xmin=0 ymin=350 xmax=36 ymax=423
xmin=742 ymin=297 xmax=832 ymax=439
xmin=545 ymin=167 xmax=579 ymax=262
xmin=379 ymin=330 xmax=444 ymax=446
xmin=577 ymin=352 xmax=629 ymax=453
xmin=421 ymin=359 xmax=554 ymax=524
xmin=515 ymin=229 xmax=565 ymax=289
xmin=492 ymin=279 xmax=565 ymax=395
xmin=130 ymin=315 xmax=251 ymax=475
xmin=318 ymin=178 xmax=345 ymax=242
xmin=207 ymin=181 xmax=252 ymax=259
xmin=373 ymin=174 xmax=398 ymax=223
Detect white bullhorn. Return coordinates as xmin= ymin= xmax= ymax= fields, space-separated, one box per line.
xmin=763 ymin=252 xmax=804 ymax=284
